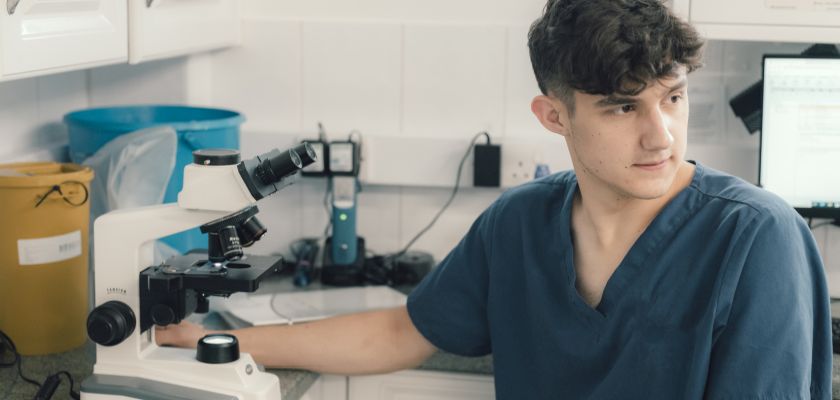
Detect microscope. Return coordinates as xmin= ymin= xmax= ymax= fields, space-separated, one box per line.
xmin=80 ymin=144 xmax=316 ymax=400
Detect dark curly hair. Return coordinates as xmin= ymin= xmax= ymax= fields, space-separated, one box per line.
xmin=528 ymin=0 xmax=704 ymax=113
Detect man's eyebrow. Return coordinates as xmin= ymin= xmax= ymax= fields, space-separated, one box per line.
xmin=594 ymin=79 xmax=688 ymax=107
xmin=667 ymin=79 xmax=688 ymax=93
xmin=595 ymin=95 xmax=637 ymax=108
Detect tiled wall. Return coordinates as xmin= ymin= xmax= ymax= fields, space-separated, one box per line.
xmin=190 ymin=6 xmax=840 ymax=282
xmin=1 ymin=0 xmax=837 ymax=292
xmin=0 ymin=72 xmax=87 ymax=162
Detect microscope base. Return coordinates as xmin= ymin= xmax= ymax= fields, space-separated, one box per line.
xmin=81 ymin=346 xmax=280 ymax=400
xmin=321 ymin=237 xmax=366 ymax=286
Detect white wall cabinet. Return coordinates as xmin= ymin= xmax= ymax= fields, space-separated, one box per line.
xmin=128 ymin=0 xmax=240 ymax=64
xmin=347 ymin=370 xmax=495 ymax=400
xmin=0 ymin=0 xmax=128 ymax=81
xmin=672 ymin=0 xmax=840 ymax=43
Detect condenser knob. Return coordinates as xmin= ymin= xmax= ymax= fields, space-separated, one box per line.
xmin=87 ymin=301 xmax=136 ymax=347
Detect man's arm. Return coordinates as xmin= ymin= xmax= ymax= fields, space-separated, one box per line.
xmin=703 ymin=214 xmax=832 ymax=399
xmin=155 ymin=305 xmax=437 ymax=375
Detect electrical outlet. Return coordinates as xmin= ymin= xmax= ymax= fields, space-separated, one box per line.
xmin=501 ymin=143 xmax=539 ymax=188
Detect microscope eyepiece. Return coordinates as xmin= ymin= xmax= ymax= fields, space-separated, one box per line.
xmin=293 ymin=142 xmax=317 ymax=166
xmin=237 ymin=143 xmax=318 ymax=201
xmin=254 ymin=149 xmax=302 ymax=186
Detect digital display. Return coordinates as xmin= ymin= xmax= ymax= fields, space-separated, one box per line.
xmin=760 ymin=56 xmax=840 ymax=217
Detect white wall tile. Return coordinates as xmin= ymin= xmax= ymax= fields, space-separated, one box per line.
xmin=402 ymin=24 xmax=506 ymax=139
xmin=356 ymin=185 xmax=401 ymax=255
xmin=504 ymin=25 xmax=548 ymax=141
xmin=36 ymin=71 xmax=89 ymax=157
xmin=245 ymin=184 xmax=304 ymax=256
xmin=0 ymin=79 xmax=40 ymax=161
xmin=210 ymin=19 xmax=303 ymax=134
xmin=687 ymin=74 xmax=727 ymax=144
xmin=400 ymin=186 xmax=502 ymax=262
xmin=88 ymin=58 xmax=189 ymax=107
xmin=301 ymin=178 xmax=333 ymax=239
xmin=302 ymin=21 xmax=402 ymax=137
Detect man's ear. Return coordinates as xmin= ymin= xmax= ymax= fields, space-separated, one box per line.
xmin=531 ymin=95 xmax=571 ymax=137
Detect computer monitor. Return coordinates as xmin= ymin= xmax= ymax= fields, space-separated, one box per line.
xmin=760 ymin=55 xmax=840 ymax=220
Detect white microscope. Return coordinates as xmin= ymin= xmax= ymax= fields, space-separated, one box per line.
xmin=80 ymin=144 xmax=316 ymax=400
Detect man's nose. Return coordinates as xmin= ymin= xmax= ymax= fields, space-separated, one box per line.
xmin=640 ymin=108 xmax=674 ymax=150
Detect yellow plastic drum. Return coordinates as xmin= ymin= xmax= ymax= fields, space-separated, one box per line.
xmin=0 ymin=162 xmax=93 ymax=355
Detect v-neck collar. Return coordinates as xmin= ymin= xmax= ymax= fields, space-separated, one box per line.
xmin=555 ymin=161 xmax=707 ymax=329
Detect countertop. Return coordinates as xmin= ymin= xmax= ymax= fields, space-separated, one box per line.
xmin=0 ymin=342 xmax=492 ymax=400
xmin=1 ymin=277 xmax=492 ymax=400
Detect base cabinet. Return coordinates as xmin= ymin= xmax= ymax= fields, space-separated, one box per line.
xmin=304 ymin=370 xmax=495 ymax=400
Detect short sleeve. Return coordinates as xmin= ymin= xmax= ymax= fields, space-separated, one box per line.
xmin=406 ymin=205 xmax=495 ymax=357
xmin=704 ymin=212 xmax=832 ymax=399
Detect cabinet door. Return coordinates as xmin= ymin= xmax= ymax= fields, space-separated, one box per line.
xmin=690 ymin=0 xmax=840 ymax=27
xmin=128 ymin=0 xmax=240 ymax=64
xmin=673 ymin=0 xmax=840 ymax=43
xmin=301 ymin=375 xmax=348 ymax=400
xmin=0 ymin=0 xmax=128 ymax=79
xmin=349 ymin=370 xmax=495 ymax=400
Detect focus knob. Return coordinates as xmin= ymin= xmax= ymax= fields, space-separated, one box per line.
xmin=87 ymin=301 xmax=136 ymax=346
xmin=150 ymin=304 xmax=176 ymax=326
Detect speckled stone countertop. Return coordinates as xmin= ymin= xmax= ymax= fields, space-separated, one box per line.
xmin=0 ymin=341 xmax=492 ymax=400
xmin=1 ymin=278 xmax=492 ymax=400
xmin=3 ymin=338 xmax=839 ymax=399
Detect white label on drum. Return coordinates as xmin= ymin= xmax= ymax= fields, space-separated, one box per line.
xmin=18 ymin=231 xmax=82 ymax=265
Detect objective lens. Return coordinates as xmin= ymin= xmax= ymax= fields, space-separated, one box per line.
xmin=238 ymin=216 xmax=267 ymax=247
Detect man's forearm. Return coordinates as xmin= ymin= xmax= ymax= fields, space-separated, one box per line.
xmin=210 ymin=306 xmax=436 ymax=375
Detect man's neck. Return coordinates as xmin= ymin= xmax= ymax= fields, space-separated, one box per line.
xmin=573 ymin=161 xmax=695 ymax=249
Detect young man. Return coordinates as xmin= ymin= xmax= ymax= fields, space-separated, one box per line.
xmin=157 ymin=0 xmax=832 ymax=398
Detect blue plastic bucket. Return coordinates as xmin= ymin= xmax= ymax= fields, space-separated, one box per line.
xmin=64 ymin=105 xmax=244 ymax=254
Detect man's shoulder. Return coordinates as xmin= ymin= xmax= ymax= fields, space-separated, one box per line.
xmin=692 ymin=163 xmax=802 ymax=231
xmin=693 ymin=164 xmax=798 ymax=223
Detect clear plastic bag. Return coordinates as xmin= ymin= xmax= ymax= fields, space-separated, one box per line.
xmin=82 ymin=126 xmax=180 ymax=262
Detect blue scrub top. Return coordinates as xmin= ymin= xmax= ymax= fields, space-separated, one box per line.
xmin=407 ymin=162 xmax=832 ymax=399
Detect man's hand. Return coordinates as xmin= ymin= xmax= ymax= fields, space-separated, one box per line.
xmin=155 ymin=321 xmax=210 ymax=349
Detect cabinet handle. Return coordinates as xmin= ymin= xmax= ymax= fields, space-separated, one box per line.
xmin=7 ymin=0 xmax=20 ymax=15
xmin=146 ymin=0 xmax=154 ymax=7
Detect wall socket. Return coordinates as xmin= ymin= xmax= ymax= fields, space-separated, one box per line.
xmin=500 ymin=139 xmax=574 ymax=188
xmin=501 ymin=142 xmax=539 ymax=188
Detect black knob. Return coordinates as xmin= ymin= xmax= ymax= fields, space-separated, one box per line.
xmin=195 ymin=296 xmax=210 ymax=314
xmin=150 ymin=304 xmax=176 ymax=326
xmin=196 ymin=334 xmax=240 ymax=364
xmin=193 ymin=149 xmax=241 ymax=166
xmin=87 ymin=301 xmax=136 ymax=346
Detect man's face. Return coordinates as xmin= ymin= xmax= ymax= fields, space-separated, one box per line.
xmin=563 ymin=69 xmax=690 ymax=201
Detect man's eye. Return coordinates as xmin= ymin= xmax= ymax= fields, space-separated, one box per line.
xmin=617 ymin=104 xmax=635 ymax=114
xmin=670 ymin=94 xmax=683 ymax=103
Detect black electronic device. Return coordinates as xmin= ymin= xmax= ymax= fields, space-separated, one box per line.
xmin=321 ymin=237 xmax=366 ymax=286
xmin=474 ymin=143 xmax=501 ymax=187
xmin=759 ymin=53 xmax=840 ymax=223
